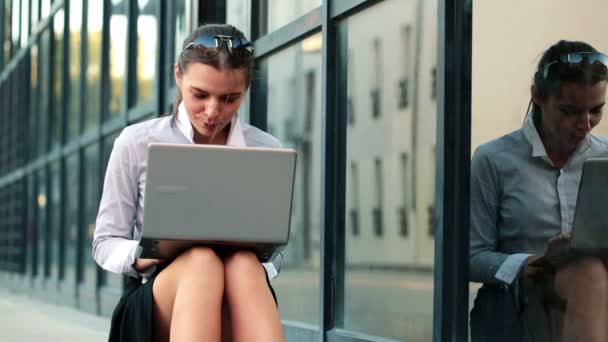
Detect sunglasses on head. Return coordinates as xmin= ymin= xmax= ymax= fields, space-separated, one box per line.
xmin=182 ymin=35 xmax=254 ymax=58
xmin=542 ymin=51 xmax=608 ymax=79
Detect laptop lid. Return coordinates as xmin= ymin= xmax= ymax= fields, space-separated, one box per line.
xmin=142 ymin=143 xmax=296 ymax=244
xmin=570 ymin=158 xmax=608 ymax=250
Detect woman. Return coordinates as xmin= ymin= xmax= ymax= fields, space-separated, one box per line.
xmin=470 ymin=40 xmax=608 ymax=342
xmin=93 ymin=24 xmax=284 ymax=342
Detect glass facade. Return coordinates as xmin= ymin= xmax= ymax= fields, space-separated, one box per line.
xmin=469 ymin=2 xmax=608 ymax=341
xmin=262 ymin=34 xmax=323 ymax=326
xmin=135 ymin=0 xmax=157 ymax=106
xmin=342 ymin=1 xmax=437 ymax=340
xmin=0 ymin=1 xmax=476 ymax=341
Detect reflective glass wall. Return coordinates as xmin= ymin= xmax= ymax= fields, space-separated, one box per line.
xmin=0 ymin=0 xmax=472 ymax=340
xmin=470 ymin=1 xmax=608 ymax=341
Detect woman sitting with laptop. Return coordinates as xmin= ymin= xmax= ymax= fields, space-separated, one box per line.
xmin=469 ymin=40 xmax=608 ymax=342
xmin=92 ymin=24 xmax=284 ymax=342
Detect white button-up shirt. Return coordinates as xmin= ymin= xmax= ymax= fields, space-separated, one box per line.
xmin=93 ymin=103 xmax=282 ymax=282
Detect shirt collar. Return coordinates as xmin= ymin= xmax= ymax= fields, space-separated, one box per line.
xmin=522 ymin=112 xmax=591 ymax=158
xmin=176 ymin=102 xmax=246 ymax=147
xmin=522 ymin=114 xmax=548 ymax=158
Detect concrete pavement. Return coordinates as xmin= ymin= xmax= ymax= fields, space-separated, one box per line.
xmin=0 ymin=289 xmax=109 ymax=342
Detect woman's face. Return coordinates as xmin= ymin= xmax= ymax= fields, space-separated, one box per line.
xmin=534 ymin=80 xmax=607 ymax=153
xmin=175 ymin=62 xmax=247 ymax=142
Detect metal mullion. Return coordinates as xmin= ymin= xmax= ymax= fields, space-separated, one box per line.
xmin=56 ymin=0 xmax=68 ymax=283
xmin=48 ymin=12 xmax=55 ymax=152
xmin=154 ymin=0 xmax=166 ymax=117
xmin=433 ymin=0 xmax=472 ymax=341
xmin=248 ymin=0 xmax=267 ymax=129
xmin=99 ymin=0 xmax=110 ymax=124
xmin=58 ymin=152 xmax=66 ymax=280
xmin=75 ymin=147 xmax=84 ymax=284
xmin=19 ymin=175 xmax=27 ymax=273
xmin=61 ymin=0 xmax=69 ymax=145
xmin=79 ymin=0 xmax=88 ymax=136
xmin=252 ymin=7 xmax=321 ymax=60
xmin=44 ymin=163 xmax=51 ymax=278
xmin=124 ymin=0 xmax=138 ymax=117
xmin=320 ymin=0 xmax=346 ymax=340
xmin=164 ymin=0 xmax=176 ymax=114
xmin=250 ymin=0 xmax=266 ymax=42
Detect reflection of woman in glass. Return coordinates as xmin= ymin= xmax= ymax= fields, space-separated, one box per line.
xmin=470 ymin=40 xmax=608 ymax=342
xmin=93 ymin=24 xmax=284 ymax=342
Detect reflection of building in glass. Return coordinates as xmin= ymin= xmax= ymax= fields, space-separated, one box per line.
xmin=344 ymin=0 xmax=437 ymax=268
xmin=265 ymin=34 xmax=324 ymax=268
xmin=261 ymin=0 xmax=438 ymax=269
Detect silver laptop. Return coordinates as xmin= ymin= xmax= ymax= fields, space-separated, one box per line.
xmin=137 ymin=143 xmax=297 ymax=262
xmin=532 ymin=158 xmax=608 ymax=267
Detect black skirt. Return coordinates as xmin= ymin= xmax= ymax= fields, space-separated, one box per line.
xmin=108 ymin=264 xmax=278 ymax=342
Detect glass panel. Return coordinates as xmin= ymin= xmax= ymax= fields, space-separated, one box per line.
xmin=20 ymin=0 xmax=29 ymax=47
xmin=83 ymin=143 xmax=99 ymax=286
xmin=135 ymin=0 xmax=157 ymax=106
xmin=3 ymin=0 xmax=12 ymax=63
xmin=471 ymin=1 xmax=608 ymax=341
xmin=85 ymin=0 xmax=104 ymax=131
xmin=342 ymin=0 xmax=437 ymax=340
xmin=38 ymin=29 xmax=50 ymax=154
xmin=226 ymin=0 xmax=251 ymax=40
xmin=108 ymin=0 xmax=127 ymax=119
xmin=11 ymin=0 xmax=19 ymax=54
xmin=64 ymin=154 xmax=79 ymax=283
xmin=36 ymin=167 xmax=47 ymax=278
xmin=51 ymin=11 xmax=64 ymax=148
xmin=101 ymin=131 xmax=122 ymax=288
xmin=40 ymin=0 xmax=51 ymax=19
xmin=30 ymin=43 xmax=38 ymax=160
xmin=30 ymin=0 xmax=39 ymax=31
xmin=264 ymin=0 xmax=320 ymax=34
xmin=67 ymin=0 xmax=82 ymax=141
xmin=261 ymin=33 xmax=323 ymax=326
xmin=49 ymin=161 xmax=60 ymax=280
xmin=173 ymin=0 xmax=187 ymax=63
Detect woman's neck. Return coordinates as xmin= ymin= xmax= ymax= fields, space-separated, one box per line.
xmin=535 ymin=122 xmax=574 ymax=168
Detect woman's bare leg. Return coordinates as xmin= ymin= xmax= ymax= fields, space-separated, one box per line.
xmin=152 ymin=247 xmax=224 ymax=342
xmin=223 ymin=251 xmax=284 ymax=342
xmin=555 ymin=256 xmax=608 ymax=342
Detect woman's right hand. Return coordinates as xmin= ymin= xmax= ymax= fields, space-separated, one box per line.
xmin=133 ymin=258 xmax=164 ymax=272
xmin=544 ymin=232 xmax=571 ymax=257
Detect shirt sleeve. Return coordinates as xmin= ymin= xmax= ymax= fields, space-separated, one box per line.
xmin=494 ymin=253 xmax=532 ymax=284
xmin=469 ymin=147 xmax=520 ymax=285
xmin=92 ymin=129 xmax=143 ymax=278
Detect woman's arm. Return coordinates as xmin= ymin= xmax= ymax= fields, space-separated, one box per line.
xmin=92 ymin=128 xmax=142 ymax=277
xmin=469 ymin=146 xmax=519 ymax=285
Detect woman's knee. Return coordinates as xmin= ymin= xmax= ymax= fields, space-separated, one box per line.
xmin=556 ymin=256 xmax=608 ymax=298
xmin=575 ymin=256 xmax=608 ymax=288
xmin=223 ymin=250 xmax=265 ymax=289
xmin=174 ymin=246 xmax=224 ymax=280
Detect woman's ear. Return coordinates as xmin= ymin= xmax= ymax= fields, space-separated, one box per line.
xmin=174 ymin=63 xmax=182 ymax=88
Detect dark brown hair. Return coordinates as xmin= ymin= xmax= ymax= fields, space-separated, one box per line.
xmin=172 ymin=24 xmax=254 ymax=115
xmin=531 ymin=40 xmax=608 ymax=123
